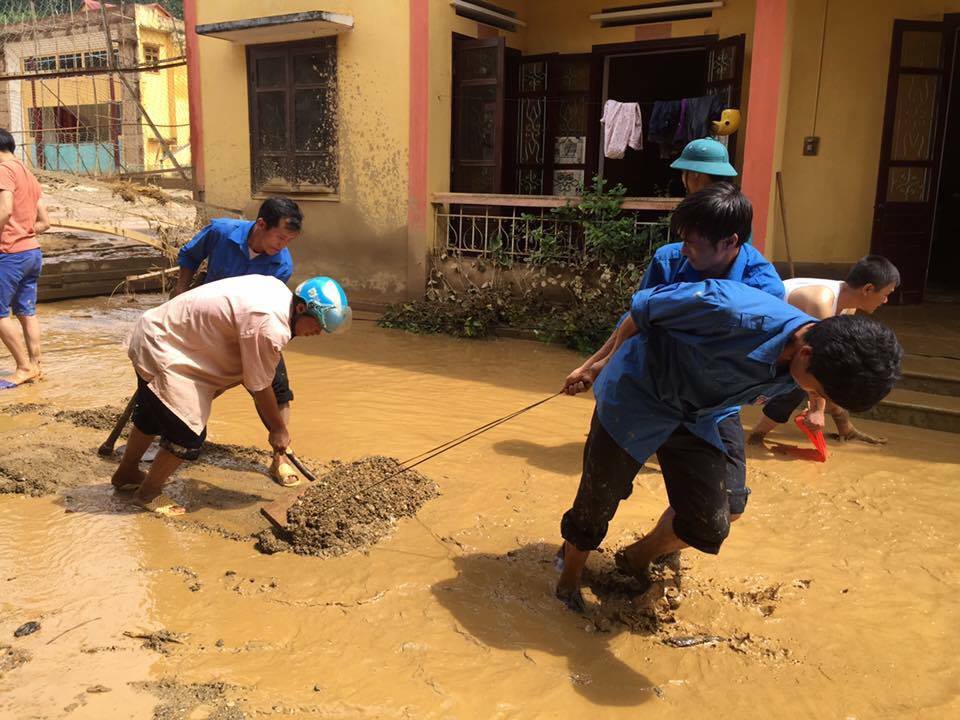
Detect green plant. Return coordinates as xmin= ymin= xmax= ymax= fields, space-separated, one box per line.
xmin=380 ymin=176 xmax=670 ymax=353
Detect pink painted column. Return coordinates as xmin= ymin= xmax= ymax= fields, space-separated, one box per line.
xmin=740 ymin=0 xmax=789 ymax=254
xmin=184 ymin=0 xmax=205 ymax=200
xmin=407 ymin=0 xmax=429 ymax=297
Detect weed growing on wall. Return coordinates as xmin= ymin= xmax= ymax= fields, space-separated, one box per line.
xmin=379 ymin=177 xmax=670 ymax=354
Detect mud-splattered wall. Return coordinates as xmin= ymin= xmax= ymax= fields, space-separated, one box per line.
xmin=195 ymin=1 xmax=410 ymax=307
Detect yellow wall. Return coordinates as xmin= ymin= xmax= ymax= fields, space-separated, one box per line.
xmin=196 ymin=0 xmax=411 ymax=302
xmin=137 ymin=25 xmax=191 ymax=170
xmin=775 ymin=0 xmax=960 ymax=265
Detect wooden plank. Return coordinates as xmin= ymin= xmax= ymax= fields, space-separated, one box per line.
xmin=431 ymin=192 xmax=680 ymax=211
xmin=48 ymin=221 xmax=177 ymax=260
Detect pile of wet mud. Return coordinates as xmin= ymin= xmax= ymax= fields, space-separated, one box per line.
xmin=132 ymin=679 xmax=245 ymax=720
xmin=0 ymin=445 xmax=100 ymax=496
xmin=0 ymin=644 xmax=31 ymax=675
xmin=579 ymin=548 xmax=803 ymax=660
xmin=256 ymin=456 xmax=440 ymax=557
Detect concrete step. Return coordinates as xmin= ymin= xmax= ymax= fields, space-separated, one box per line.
xmin=856 ymin=388 xmax=960 ymax=434
xmin=899 ymin=354 xmax=960 ymax=397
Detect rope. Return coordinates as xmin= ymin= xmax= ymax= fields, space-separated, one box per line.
xmin=314 ymin=392 xmax=563 ymax=516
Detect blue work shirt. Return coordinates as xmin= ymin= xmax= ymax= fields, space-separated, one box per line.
xmin=637 ymin=241 xmax=785 ymax=424
xmin=638 ymin=242 xmax=784 ymax=298
xmin=177 ymin=218 xmax=293 ymax=284
xmin=593 ymin=280 xmax=816 ymax=462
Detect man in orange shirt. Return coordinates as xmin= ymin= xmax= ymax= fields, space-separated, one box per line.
xmin=0 ymin=128 xmax=49 ymax=387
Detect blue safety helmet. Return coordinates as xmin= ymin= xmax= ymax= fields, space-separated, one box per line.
xmin=294 ymin=276 xmax=352 ymax=334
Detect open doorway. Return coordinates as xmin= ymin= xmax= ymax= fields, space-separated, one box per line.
xmin=600 ymin=46 xmax=709 ymax=197
xmin=930 ymin=19 xmax=960 ymax=301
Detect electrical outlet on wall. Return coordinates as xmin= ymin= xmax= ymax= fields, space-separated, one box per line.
xmin=803 ymin=136 xmax=820 ymax=156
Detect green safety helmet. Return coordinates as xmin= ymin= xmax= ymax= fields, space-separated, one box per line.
xmin=670 ymin=138 xmax=738 ymax=177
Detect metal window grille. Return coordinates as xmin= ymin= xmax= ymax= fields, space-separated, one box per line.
xmin=434 ymin=204 xmax=671 ymax=262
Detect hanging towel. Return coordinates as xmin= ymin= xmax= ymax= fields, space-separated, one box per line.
xmin=647 ymin=100 xmax=682 ymax=158
xmin=602 ymin=100 xmax=643 ymax=159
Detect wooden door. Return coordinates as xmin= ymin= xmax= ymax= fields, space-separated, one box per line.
xmin=871 ymin=20 xmax=948 ymax=304
xmin=705 ymin=34 xmax=746 ymax=164
xmin=451 ymin=37 xmax=507 ymax=193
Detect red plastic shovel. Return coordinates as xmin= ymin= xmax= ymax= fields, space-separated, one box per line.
xmin=795 ymin=413 xmax=828 ymax=462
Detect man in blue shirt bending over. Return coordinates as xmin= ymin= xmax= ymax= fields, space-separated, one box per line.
xmin=555 ymin=282 xmax=902 ymax=612
xmin=173 ymin=197 xmax=302 ymax=486
xmin=564 ymin=184 xmax=784 ymax=576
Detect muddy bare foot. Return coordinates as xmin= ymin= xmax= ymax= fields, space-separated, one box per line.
xmin=833 ymin=427 xmax=887 ymax=445
xmin=614 ymin=548 xmax=653 ymax=591
xmin=652 ymin=550 xmax=682 ymax=574
xmin=555 ymin=584 xmax=587 ymax=614
xmin=747 ymin=431 xmax=768 ymax=446
xmin=6 ymin=367 xmax=40 ymax=386
xmin=111 ymin=466 xmax=146 ymax=492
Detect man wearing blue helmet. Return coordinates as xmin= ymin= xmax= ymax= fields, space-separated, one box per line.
xmin=172 ymin=197 xmax=306 ymax=486
xmin=111 ymin=274 xmax=350 ymax=515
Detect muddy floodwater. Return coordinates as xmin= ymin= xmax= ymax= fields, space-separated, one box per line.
xmin=1 ymin=295 xmax=958 ymax=719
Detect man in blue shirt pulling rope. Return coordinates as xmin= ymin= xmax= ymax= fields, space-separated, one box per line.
xmin=565 ymin=184 xmax=784 ymax=577
xmin=554 ymin=205 xmax=902 ymax=613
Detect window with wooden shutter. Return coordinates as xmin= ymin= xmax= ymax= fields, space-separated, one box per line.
xmin=247 ymin=38 xmax=339 ymax=195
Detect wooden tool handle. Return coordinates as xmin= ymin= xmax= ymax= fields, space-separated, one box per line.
xmin=284 ymin=450 xmax=317 ymax=482
xmin=98 ymin=394 xmax=136 ymax=456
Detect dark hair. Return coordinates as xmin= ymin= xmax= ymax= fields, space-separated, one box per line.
xmin=806 ymin=315 xmax=902 ymax=412
xmin=670 ymin=181 xmax=752 ymax=248
xmin=257 ymin=196 xmax=303 ymax=232
xmin=846 ymin=255 xmax=900 ymax=290
xmin=0 ymin=128 xmax=16 ymax=153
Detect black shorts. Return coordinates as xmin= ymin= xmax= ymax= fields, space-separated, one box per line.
xmin=561 ymin=412 xmax=749 ymax=556
xmin=271 ymin=355 xmax=293 ymax=405
xmin=132 ymin=374 xmax=206 ymax=460
xmin=762 ymin=386 xmax=808 ymax=424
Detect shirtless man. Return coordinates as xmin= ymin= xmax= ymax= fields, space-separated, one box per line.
xmin=747 ymin=255 xmax=900 ymax=445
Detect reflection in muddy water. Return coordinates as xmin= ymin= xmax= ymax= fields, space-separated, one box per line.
xmin=1 ymin=297 xmax=959 ymax=718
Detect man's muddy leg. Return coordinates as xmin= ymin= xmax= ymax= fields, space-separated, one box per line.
xmin=619 ymin=507 xmax=689 ymax=578
xmin=556 ymin=544 xmax=590 ymax=613
xmin=270 ymin=403 xmax=292 ymax=468
xmin=17 ymin=315 xmax=41 ymax=376
xmin=135 ymin=448 xmax=183 ymax=505
xmin=111 ymin=426 xmax=154 ymax=490
xmin=0 ymin=315 xmax=35 ymax=383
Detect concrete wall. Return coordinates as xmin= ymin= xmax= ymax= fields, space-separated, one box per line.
xmin=773 ymin=0 xmax=960 ymax=265
xmin=195 ymin=0 xmax=410 ymax=305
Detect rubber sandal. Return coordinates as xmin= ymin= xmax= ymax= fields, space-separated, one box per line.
xmin=137 ymin=494 xmax=187 ymax=516
xmin=270 ymin=461 xmax=301 ymax=488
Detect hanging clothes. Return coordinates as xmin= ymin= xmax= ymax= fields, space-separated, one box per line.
xmin=602 ymin=100 xmax=643 ymax=159
xmin=647 ymin=100 xmax=682 ymax=159
xmin=683 ymin=94 xmax=726 ymax=143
